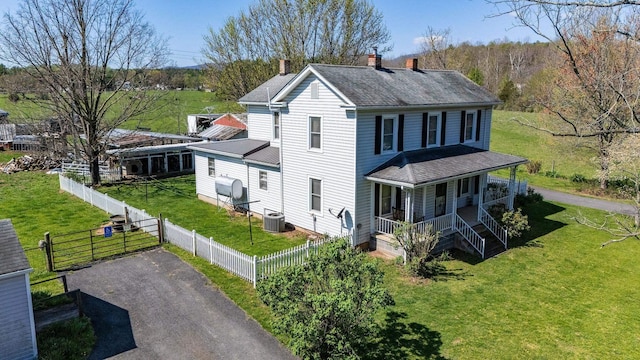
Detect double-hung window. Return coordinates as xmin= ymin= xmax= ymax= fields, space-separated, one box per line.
xmin=464 ymin=112 xmax=475 ymax=142
xmin=309 ymin=116 xmax=322 ymax=150
xmin=382 ymin=117 xmax=395 ymax=152
xmin=273 ymin=112 xmax=280 ymax=140
xmin=310 ymin=178 xmax=322 ymax=212
xmin=427 ymin=114 xmax=440 ymax=147
xmin=208 ymin=158 xmax=215 ymax=177
xmin=259 ymin=171 xmax=268 ymax=190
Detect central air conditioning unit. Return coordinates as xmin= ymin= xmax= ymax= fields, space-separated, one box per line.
xmin=263 ymin=210 xmax=285 ymax=233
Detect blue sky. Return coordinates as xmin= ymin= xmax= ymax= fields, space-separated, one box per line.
xmin=1 ymin=0 xmax=542 ymax=67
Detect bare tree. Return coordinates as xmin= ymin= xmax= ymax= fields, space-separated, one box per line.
xmin=419 ymin=27 xmax=452 ymax=69
xmin=574 ymin=134 xmax=640 ymax=246
xmin=202 ymin=0 xmax=391 ymax=100
xmin=0 ymin=0 xmax=169 ymax=185
xmin=488 ymin=1 xmax=640 ymax=189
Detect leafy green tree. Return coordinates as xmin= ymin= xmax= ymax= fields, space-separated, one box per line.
xmin=498 ymin=77 xmax=518 ymax=109
xmin=257 ymin=238 xmax=394 ymax=360
xmin=467 ymin=67 xmax=485 ymax=86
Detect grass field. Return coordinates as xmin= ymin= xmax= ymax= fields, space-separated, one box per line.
xmin=98 ymin=175 xmax=307 ymax=256
xmin=3 ymin=171 xmax=640 ymax=358
xmin=0 ymin=90 xmax=243 ymax=134
xmin=491 ymin=110 xmax=603 ymax=193
xmin=99 ymin=176 xmax=640 ymax=358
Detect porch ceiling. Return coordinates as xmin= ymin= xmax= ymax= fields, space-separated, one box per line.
xmin=365 ymin=145 xmax=527 ymax=187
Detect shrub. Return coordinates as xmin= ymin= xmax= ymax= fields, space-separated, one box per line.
xmin=543 ymin=170 xmax=559 ymax=178
xmin=501 ymin=208 xmax=531 ymax=239
xmin=515 ymin=188 xmax=544 ymax=207
xmin=570 ymin=173 xmax=587 ymax=183
xmin=8 ymin=92 xmax=19 ymax=102
xmin=407 ymin=251 xmax=450 ymax=278
xmin=392 ymin=222 xmax=444 ymax=279
xmin=526 ymin=160 xmax=542 ymax=174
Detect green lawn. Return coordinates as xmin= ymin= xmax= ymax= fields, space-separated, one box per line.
xmin=491 ymin=110 xmax=601 ymax=193
xmin=2 ymin=171 xmax=640 ymax=358
xmin=98 ymin=175 xmax=307 ymax=256
xmin=0 ymin=91 xmax=243 ymax=134
xmin=378 ymin=201 xmax=640 ymax=359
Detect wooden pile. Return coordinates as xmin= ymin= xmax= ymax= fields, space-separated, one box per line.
xmin=1 ymin=155 xmax=62 ymax=174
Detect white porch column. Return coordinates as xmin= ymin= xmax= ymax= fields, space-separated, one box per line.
xmin=370 ymin=183 xmax=376 ymax=234
xmin=452 ymin=180 xmax=458 ymax=227
xmin=508 ymin=167 xmax=517 ymax=210
xmin=404 ymin=188 xmax=413 ymax=223
xmin=477 ymin=174 xmax=486 ymax=221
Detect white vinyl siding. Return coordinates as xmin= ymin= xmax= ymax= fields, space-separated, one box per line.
xmin=0 ymin=274 xmax=37 ymax=360
xmin=280 ymin=74 xmax=355 ymax=238
xmin=194 ymin=152 xmax=247 ymax=203
xmin=246 ymin=105 xmax=273 ymax=142
xmin=248 ymin=164 xmax=282 ymax=215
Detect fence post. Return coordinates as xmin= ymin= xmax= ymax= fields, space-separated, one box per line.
xmin=306 ymin=239 xmax=310 ymax=258
xmin=61 ymin=274 xmax=68 ymax=293
xmin=157 ymin=213 xmax=164 ymax=244
xmin=209 ymin=237 xmax=214 ymax=264
xmin=192 ymin=230 xmax=196 ymax=256
xmin=89 ymin=230 xmax=95 ymax=261
xmin=44 ymin=232 xmax=53 ymax=272
xmin=253 ymin=255 xmax=258 ymax=288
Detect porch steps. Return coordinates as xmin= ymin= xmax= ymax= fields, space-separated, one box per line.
xmin=473 ymin=225 xmax=506 ymax=258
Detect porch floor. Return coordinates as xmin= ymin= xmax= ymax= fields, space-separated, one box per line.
xmin=457 ymin=205 xmax=480 ymax=226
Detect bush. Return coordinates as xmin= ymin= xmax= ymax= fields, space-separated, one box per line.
xmin=257 ymin=238 xmax=394 ymax=360
xmin=8 ymin=92 xmax=19 ymax=102
xmin=526 ymin=160 xmax=542 ymax=174
xmin=407 ymin=251 xmax=450 ymax=278
xmin=543 ymin=170 xmax=560 ymax=178
xmin=501 ymin=208 xmax=531 ymax=239
xmin=515 ymin=188 xmax=544 ymax=207
xmin=570 ymin=173 xmax=587 ymax=183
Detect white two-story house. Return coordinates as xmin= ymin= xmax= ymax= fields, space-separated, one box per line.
xmin=189 ymin=55 xmax=527 ymax=258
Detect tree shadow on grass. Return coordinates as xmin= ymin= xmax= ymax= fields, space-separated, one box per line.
xmin=509 ymin=200 xmax=567 ymax=250
xmin=364 ymin=311 xmax=448 ymax=360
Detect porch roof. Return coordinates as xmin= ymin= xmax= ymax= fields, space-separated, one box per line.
xmin=365 ymin=145 xmax=527 ymax=188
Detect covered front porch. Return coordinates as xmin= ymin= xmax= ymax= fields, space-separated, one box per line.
xmin=366 ymin=145 xmax=528 ymax=259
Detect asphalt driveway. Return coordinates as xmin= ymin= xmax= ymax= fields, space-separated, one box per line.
xmin=65 ymin=248 xmax=296 ymax=360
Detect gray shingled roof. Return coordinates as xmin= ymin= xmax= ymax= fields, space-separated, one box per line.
xmin=366 ymin=145 xmax=527 ymax=187
xmin=188 ymin=139 xmax=269 ymax=158
xmin=238 ymin=73 xmax=296 ymax=104
xmin=0 ymin=219 xmax=31 ymax=276
xmin=244 ymin=146 xmax=280 ymax=167
xmin=307 ymin=64 xmax=500 ymax=108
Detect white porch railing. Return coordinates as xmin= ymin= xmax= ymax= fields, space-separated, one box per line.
xmin=453 ymin=214 xmax=485 ymax=258
xmin=483 ymin=195 xmax=510 ymax=209
xmin=488 ymin=175 xmax=527 ymax=195
xmin=479 ymin=207 xmax=508 ymax=249
xmin=375 ymin=216 xmax=401 ymax=236
xmin=375 ymin=214 xmax=454 ymax=237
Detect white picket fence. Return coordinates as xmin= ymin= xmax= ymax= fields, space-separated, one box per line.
xmin=59 ymin=174 xmax=333 ymax=287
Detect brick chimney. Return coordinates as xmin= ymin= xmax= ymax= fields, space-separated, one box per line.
xmin=406 ymin=58 xmax=418 ymax=71
xmin=279 ymin=59 xmax=291 ymax=75
xmin=367 ymin=46 xmax=382 ymax=69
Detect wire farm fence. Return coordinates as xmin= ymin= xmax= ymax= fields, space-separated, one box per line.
xmin=59 ymin=174 xmax=335 ymax=287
